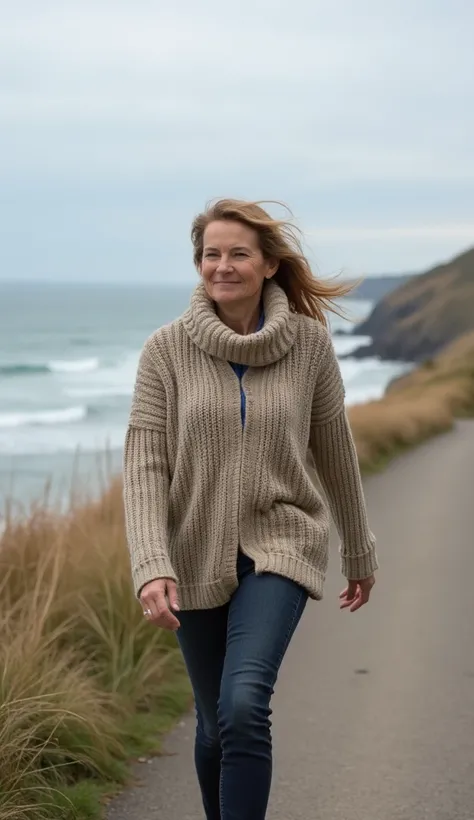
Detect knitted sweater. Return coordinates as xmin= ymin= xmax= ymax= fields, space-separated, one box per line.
xmin=123 ymin=279 xmax=378 ymax=610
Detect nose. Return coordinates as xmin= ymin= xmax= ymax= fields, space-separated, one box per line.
xmin=216 ymin=255 xmax=233 ymax=273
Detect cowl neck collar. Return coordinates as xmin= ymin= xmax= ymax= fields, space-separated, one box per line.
xmin=182 ymin=279 xmax=297 ymax=366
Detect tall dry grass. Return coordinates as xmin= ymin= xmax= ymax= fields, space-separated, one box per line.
xmin=348 ymin=362 xmax=474 ymax=471
xmin=0 ymin=480 xmax=190 ymax=820
xmin=2 ymin=348 xmax=474 ymax=818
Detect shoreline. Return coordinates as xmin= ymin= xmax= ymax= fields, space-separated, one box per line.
xmin=2 ymin=352 xmax=473 ymax=521
xmin=1 ymin=347 xmax=474 ymax=818
xmin=0 ymin=354 xmax=413 ymax=514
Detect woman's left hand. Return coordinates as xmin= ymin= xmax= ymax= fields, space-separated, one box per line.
xmin=339 ymin=575 xmax=376 ymax=612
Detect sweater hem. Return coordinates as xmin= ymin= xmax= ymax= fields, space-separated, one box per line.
xmin=252 ymin=552 xmax=326 ymax=601
xmin=176 ymin=577 xmax=238 ymax=610
xmin=174 ymin=553 xmax=328 ymax=609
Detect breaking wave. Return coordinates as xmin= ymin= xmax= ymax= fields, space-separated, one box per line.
xmin=0 ymin=358 xmax=99 ymax=377
xmin=0 ymin=406 xmax=88 ymax=429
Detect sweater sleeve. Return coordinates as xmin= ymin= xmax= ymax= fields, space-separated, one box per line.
xmin=309 ymin=333 xmax=378 ymax=580
xmin=123 ymin=340 xmax=177 ymax=598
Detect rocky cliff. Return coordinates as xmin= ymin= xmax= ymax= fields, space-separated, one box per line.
xmin=350 ymin=246 xmax=474 ymax=362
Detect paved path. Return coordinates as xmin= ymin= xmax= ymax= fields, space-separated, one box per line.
xmin=107 ymin=421 xmax=474 ymax=820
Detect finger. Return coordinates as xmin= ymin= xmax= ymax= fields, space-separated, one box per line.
xmin=339 ymin=583 xmax=356 ymax=600
xmin=151 ymin=588 xmax=180 ymax=629
xmin=340 ymin=581 xmax=363 ymax=609
xmin=348 ymin=580 xmax=358 ymax=597
xmin=140 ymin=590 xmax=159 ymax=620
xmin=140 ymin=589 xmax=162 ymax=622
xmin=155 ymin=600 xmax=180 ymax=631
xmin=166 ymin=580 xmax=180 ymax=612
xmin=152 ymin=594 xmax=181 ymax=630
xmin=142 ymin=587 xmax=180 ymax=631
xmin=341 ymin=580 xmax=357 ymax=604
xmin=350 ymin=587 xmax=370 ymax=612
xmin=340 ymin=592 xmax=359 ymax=610
xmin=140 ymin=579 xmax=166 ymax=607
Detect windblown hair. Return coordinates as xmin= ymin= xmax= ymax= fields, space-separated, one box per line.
xmin=191 ymin=198 xmax=358 ymax=327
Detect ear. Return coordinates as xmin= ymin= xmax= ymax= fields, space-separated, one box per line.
xmin=265 ymin=259 xmax=279 ymax=279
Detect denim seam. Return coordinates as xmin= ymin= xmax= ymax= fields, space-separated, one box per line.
xmin=219 ymin=768 xmax=224 ymax=819
xmin=275 ymin=588 xmax=306 ymax=670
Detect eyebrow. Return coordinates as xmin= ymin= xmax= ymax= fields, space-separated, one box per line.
xmin=203 ymin=245 xmax=252 ymax=252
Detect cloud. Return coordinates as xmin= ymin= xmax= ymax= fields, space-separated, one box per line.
xmin=309 ymin=225 xmax=474 ymax=242
xmin=0 ymin=0 xmax=473 ymax=279
xmin=2 ymin=0 xmax=473 ymax=183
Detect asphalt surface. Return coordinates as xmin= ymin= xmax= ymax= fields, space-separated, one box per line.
xmin=107 ymin=420 xmax=474 ymax=820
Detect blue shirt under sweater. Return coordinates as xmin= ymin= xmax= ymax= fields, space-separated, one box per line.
xmin=229 ymin=308 xmax=265 ymax=426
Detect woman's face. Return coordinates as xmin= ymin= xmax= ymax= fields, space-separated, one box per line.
xmin=199 ymin=220 xmax=277 ymax=307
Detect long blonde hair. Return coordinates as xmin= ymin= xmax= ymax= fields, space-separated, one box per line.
xmin=191 ymin=199 xmax=357 ymax=327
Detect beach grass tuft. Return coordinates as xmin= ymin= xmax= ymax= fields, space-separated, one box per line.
xmin=1 ymin=342 xmax=474 ymax=819
xmin=0 ymin=480 xmax=191 ymax=820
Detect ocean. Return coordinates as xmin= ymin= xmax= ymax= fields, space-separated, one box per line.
xmin=0 ymin=281 xmax=411 ymax=513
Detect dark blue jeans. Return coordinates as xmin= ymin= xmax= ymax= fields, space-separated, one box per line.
xmin=177 ymin=550 xmax=308 ymax=820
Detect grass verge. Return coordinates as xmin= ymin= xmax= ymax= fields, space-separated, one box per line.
xmin=0 ymin=481 xmax=192 ymax=820
xmin=348 ymin=350 xmax=474 ymax=474
xmin=2 ymin=340 xmax=474 ymax=819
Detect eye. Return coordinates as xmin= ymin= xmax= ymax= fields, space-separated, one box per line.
xmin=235 ymin=252 xmax=248 ymax=257
xmin=204 ymin=252 xmax=218 ymax=258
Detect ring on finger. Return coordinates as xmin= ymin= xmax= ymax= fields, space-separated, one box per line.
xmin=143 ymin=608 xmax=152 ymax=617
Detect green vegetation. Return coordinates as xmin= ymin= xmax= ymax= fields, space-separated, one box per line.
xmin=349 ymin=331 xmax=474 ymax=473
xmin=2 ymin=296 xmax=474 ymax=818
xmin=0 ymin=482 xmax=191 ymax=820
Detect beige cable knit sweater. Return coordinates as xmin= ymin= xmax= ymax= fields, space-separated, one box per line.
xmin=123 ymin=279 xmax=378 ymax=609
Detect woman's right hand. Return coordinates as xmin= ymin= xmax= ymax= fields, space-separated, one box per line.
xmin=139 ymin=578 xmax=181 ymax=631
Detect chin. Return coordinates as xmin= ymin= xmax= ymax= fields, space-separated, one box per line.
xmin=211 ymin=284 xmax=244 ymax=303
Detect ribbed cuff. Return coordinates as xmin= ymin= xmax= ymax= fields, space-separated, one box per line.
xmin=132 ymin=555 xmax=178 ymax=599
xmin=340 ymin=549 xmax=379 ymax=580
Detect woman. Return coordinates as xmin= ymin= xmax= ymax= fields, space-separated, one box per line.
xmin=123 ymin=199 xmax=378 ymax=820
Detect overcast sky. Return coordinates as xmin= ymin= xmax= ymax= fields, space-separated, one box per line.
xmin=1 ymin=0 xmax=473 ymax=283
